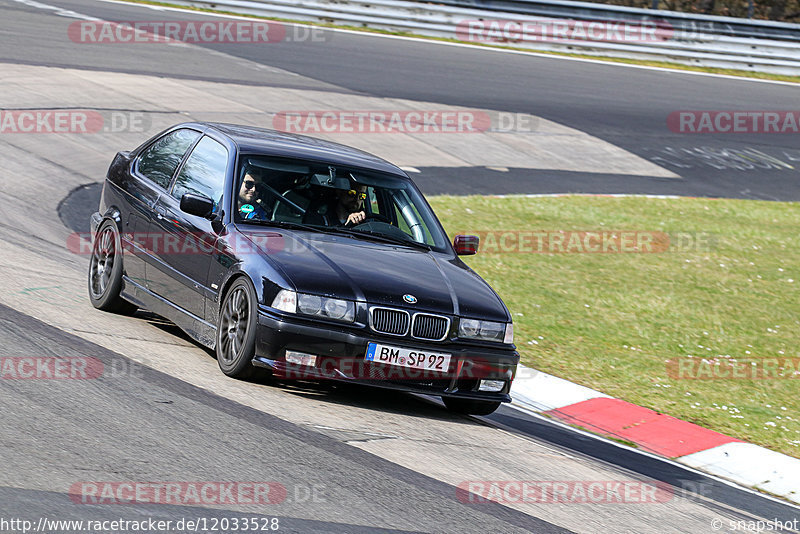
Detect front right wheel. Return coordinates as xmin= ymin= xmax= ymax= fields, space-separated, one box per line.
xmin=216 ymin=277 xmax=259 ymax=379
xmin=443 ymin=397 xmax=501 ymax=416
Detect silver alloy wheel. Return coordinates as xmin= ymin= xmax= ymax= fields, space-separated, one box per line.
xmin=219 ymin=286 xmax=250 ymax=365
xmin=89 ymin=226 xmax=115 ymax=298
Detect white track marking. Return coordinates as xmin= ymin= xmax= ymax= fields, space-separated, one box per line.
xmin=10 ymin=0 xmax=100 ymax=20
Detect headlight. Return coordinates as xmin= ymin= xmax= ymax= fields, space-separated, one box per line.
xmin=322 ymin=298 xmax=351 ymax=320
xmin=271 ymin=290 xmax=355 ymax=322
xmin=272 ymin=289 xmax=297 ymax=313
xmin=459 ymin=318 xmax=513 ymax=344
xmin=298 ymin=293 xmax=322 ymax=314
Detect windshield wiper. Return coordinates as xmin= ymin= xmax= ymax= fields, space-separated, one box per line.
xmin=238 ymin=220 xmax=329 ymax=234
xmin=336 ymin=228 xmax=432 ymax=250
xmin=240 ymin=220 xmax=432 ymax=250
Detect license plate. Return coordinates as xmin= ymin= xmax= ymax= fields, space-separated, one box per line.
xmin=365 ymin=342 xmax=451 ymax=372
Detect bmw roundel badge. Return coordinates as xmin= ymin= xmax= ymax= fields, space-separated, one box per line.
xmin=403 ymin=294 xmax=417 ymax=304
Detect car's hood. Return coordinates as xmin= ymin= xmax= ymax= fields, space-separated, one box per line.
xmin=240 ymin=229 xmax=510 ymax=321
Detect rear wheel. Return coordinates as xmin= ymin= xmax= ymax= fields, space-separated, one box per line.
xmin=216 ymin=277 xmax=259 ymax=379
xmin=88 ymin=220 xmax=137 ymax=314
xmin=443 ymin=397 xmax=501 ymax=416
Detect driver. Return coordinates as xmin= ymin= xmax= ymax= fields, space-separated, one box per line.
xmin=334 ymin=184 xmax=367 ymax=226
xmin=304 ymin=182 xmax=367 ymax=227
xmin=237 ymin=168 xmax=269 ymax=220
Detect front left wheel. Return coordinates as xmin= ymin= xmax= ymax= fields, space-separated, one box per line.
xmin=88 ymin=220 xmax=137 ymax=314
xmin=216 ymin=277 xmax=259 ymax=379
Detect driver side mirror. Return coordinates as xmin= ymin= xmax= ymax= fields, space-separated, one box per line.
xmin=453 ymin=235 xmax=479 ymax=255
xmin=180 ymin=193 xmax=215 ymax=219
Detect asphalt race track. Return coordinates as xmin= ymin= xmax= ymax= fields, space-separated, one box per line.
xmin=5 ymin=0 xmax=800 ymax=200
xmin=1 ymin=0 xmax=800 ymax=532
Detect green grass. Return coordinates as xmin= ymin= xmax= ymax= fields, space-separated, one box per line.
xmin=429 ymin=195 xmax=800 ymax=457
xmin=117 ymin=0 xmax=800 ymax=84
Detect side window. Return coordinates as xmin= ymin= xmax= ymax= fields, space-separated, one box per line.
xmin=171 ymin=136 xmax=228 ymax=205
xmin=394 ymin=205 xmax=412 ymax=234
xmin=367 ymin=187 xmax=380 ymax=215
xmin=137 ymin=129 xmax=200 ymax=189
xmin=392 ymin=191 xmax=435 ymax=245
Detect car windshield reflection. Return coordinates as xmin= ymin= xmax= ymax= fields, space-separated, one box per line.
xmin=233 ymin=155 xmax=448 ymax=251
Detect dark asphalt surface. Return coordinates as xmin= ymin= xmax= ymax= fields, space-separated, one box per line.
xmin=55 ymin=184 xmax=800 ymax=532
xmin=413 ymin=166 xmax=796 ymax=199
xmin=486 ymin=407 xmax=800 ymax=529
xmin=0 ymin=302 xmax=559 ymax=533
xmin=2 ymin=0 xmax=800 ymax=200
xmin=4 ymin=0 xmax=800 ymax=531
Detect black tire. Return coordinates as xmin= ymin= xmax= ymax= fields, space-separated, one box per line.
xmin=443 ymin=397 xmax=502 ymax=416
xmin=216 ymin=277 xmax=259 ymax=379
xmin=88 ymin=220 xmax=137 ymax=314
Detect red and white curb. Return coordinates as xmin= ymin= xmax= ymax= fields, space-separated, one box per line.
xmin=510 ymin=364 xmax=800 ymax=505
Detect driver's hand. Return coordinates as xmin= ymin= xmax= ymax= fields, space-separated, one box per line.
xmin=345 ymin=211 xmax=366 ymax=226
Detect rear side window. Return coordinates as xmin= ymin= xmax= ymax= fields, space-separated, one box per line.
xmin=137 ymin=129 xmax=200 ymax=189
xmin=171 ymin=136 xmax=228 ymax=206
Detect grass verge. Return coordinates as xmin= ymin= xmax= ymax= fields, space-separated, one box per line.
xmin=116 ymin=0 xmax=800 ymax=84
xmin=429 ymin=195 xmax=800 ymax=457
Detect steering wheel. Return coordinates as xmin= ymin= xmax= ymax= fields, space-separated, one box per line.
xmin=347 ymin=212 xmax=392 ymax=226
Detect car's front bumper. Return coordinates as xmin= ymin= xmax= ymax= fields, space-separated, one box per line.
xmin=252 ymin=307 xmax=518 ymax=402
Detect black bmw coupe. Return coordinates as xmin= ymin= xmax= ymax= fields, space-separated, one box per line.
xmin=88 ymin=122 xmax=518 ymax=415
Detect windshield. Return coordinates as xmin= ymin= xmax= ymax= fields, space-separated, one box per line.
xmin=233 ymin=155 xmax=450 ymax=251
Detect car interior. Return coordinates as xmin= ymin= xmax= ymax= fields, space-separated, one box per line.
xmin=237 ymin=156 xmax=437 ymax=246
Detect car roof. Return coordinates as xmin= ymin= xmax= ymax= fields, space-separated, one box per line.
xmin=183 ymin=122 xmax=409 ymax=177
